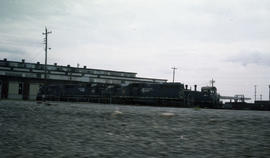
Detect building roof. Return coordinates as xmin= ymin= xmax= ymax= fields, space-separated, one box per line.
xmin=0 ymin=58 xmax=167 ymax=84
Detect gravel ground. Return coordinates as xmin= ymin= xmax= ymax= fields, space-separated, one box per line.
xmin=1 ymin=100 xmax=270 ymax=157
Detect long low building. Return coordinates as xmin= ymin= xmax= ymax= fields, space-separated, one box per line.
xmin=0 ymin=58 xmax=167 ymax=100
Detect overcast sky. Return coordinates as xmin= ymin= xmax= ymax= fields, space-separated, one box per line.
xmin=0 ymin=0 xmax=270 ymax=101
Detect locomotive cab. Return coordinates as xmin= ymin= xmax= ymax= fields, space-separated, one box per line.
xmin=201 ymin=86 xmax=221 ymax=107
xmin=201 ymin=86 xmax=217 ymax=95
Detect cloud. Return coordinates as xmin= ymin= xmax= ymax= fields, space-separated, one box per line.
xmin=0 ymin=46 xmax=29 ymax=61
xmin=0 ymin=0 xmax=270 ymax=100
xmin=0 ymin=0 xmax=68 ymax=21
xmin=0 ymin=47 xmax=26 ymax=55
xmin=226 ymin=51 xmax=270 ymax=67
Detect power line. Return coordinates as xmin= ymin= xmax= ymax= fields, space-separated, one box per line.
xmin=28 ymin=45 xmax=44 ymax=63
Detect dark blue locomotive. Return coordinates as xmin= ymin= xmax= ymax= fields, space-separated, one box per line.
xmin=37 ymin=82 xmax=221 ymax=108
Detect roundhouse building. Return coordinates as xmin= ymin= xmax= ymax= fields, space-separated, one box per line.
xmin=0 ymin=58 xmax=167 ymax=100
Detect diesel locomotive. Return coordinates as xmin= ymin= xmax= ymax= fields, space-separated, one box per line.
xmin=37 ymin=82 xmax=221 ymax=108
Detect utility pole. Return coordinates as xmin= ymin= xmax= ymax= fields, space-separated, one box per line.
xmin=42 ymin=27 xmax=52 ymax=81
xmin=254 ymin=85 xmax=257 ymax=101
xmin=269 ymin=85 xmax=270 ymax=101
xmin=171 ymin=67 xmax=177 ymax=83
xmin=260 ymin=94 xmax=262 ymax=101
xmin=210 ymin=78 xmax=215 ymax=87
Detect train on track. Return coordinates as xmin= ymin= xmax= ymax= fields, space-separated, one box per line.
xmin=37 ymin=82 xmax=222 ymax=108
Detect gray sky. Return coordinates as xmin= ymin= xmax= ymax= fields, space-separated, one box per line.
xmin=1 ymin=0 xmax=270 ymax=101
